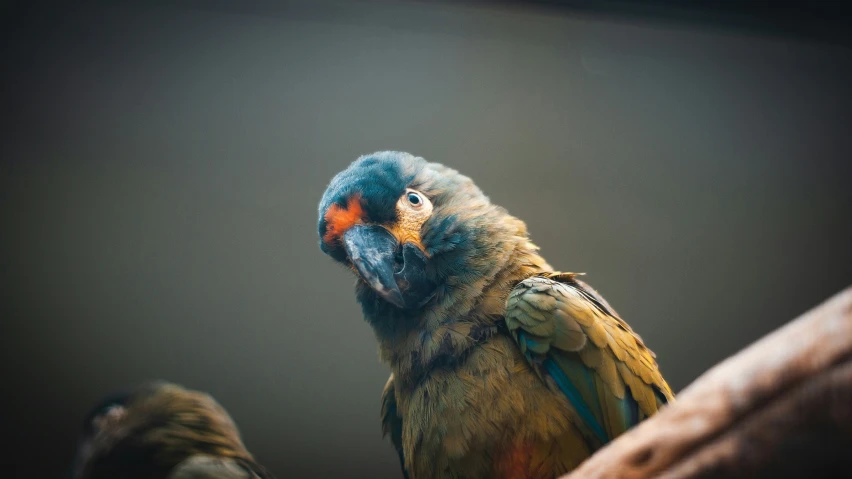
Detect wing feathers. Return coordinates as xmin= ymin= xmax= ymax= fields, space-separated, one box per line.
xmin=551 ymin=310 xmax=586 ymax=351
xmin=505 ymin=274 xmax=674 ymax=445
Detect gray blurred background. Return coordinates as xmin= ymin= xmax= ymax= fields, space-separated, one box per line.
xmin=2 ymin=0 xmax=851 ymax=477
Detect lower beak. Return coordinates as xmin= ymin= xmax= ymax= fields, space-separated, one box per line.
xmin=342 ymin=224 xmax=436 ymax=309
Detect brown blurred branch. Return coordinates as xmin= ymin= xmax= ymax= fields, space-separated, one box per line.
xmin=562 ymin=286 xmax=852 ymax=479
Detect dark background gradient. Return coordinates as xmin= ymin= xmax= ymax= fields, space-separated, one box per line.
xmin=3 ymin=1 xmax=851 ymax=477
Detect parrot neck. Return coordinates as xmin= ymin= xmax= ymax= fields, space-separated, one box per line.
xmin=361 ymin=224 xmax=552 ymax=389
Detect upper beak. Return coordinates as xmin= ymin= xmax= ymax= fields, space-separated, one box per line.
xmin=343 ymin=224 xmax=406 ymax=308
xmin=342 ymin=224 xmax=436 ymax=309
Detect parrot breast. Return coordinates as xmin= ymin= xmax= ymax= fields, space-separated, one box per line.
xmin=397 ymin=335 xmax=592 ymax=478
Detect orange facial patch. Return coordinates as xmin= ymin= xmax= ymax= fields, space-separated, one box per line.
xmin=323 ymin=194 xmax=365 ymax=245
xmin=387 ymin=224 xmax=428 ymax=256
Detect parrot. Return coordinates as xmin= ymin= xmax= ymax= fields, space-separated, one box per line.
xmin=317 ymin=151 xmax=675 ymax=478
xmin=71 ymin=381 xmax=275 ymax=479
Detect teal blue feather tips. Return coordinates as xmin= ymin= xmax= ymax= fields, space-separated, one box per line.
xmin=544 ymin=358 xmax=610 ymax=445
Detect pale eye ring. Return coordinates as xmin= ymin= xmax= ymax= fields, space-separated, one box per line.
xmin=407 ymin=192 xmax=423 ymax=207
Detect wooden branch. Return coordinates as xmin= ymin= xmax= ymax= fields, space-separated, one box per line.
xmin=562 ymin=286 xmax=852 ymax=479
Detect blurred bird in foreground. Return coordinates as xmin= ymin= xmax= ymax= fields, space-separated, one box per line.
xmin=72 ymin=381 xmax=274 ymax=479
xmin=318 ymin=151 xmax=674 ymax=478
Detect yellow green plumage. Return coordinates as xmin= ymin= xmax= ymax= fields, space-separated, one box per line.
xmin=318 ymin=151 xmax=674 ymax=478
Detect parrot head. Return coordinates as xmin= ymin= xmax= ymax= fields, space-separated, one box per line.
xmin=72 ymin=381 xmax=260 ymax=479
xmin=318 ymin=151 xmax=541 ymax=325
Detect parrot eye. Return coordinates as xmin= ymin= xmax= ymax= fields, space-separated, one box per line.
xmin=397 ymin=188 xmax=432 ymax=218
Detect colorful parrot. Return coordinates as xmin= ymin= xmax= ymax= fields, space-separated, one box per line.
xmin=71 ymin=381 xmax=274 ymax=479
xmin=318 ymin=151 xmax=675 ymax=478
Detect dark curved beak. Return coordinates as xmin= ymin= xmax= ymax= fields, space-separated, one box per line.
xmin=342 ymin=224 xmax=436 ymax=309
xmin=343 ymin=224 xmax=405 ymax=308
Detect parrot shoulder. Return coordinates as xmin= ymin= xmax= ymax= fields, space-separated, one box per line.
xmin=505 ymin=272 xmax=674 ymax=443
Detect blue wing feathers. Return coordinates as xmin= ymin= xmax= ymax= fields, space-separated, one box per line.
xmin=543 ymin=358 xmax=610 ymax=444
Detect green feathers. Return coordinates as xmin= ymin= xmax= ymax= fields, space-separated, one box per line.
xmin=319 ymin=152 xmax=674 ymax=478
xmin=505 ymin=273 xmax=674 ymax=444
